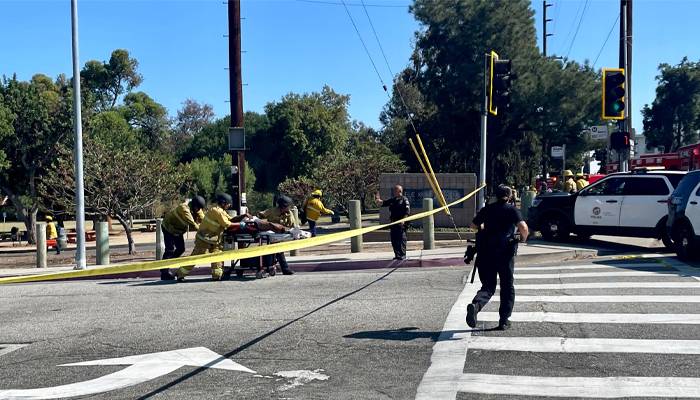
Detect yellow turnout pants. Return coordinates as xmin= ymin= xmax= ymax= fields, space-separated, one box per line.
xmin=176 ymin=239 xmax=224 ymax=280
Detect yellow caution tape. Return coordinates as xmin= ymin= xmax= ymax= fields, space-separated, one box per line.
xmin=0 ymin=185 xmax=484 ymax=284
xmin=415 ymin=134 xmax=450 ymax=215
xmin=408 ymin=138 xmax=446 ymax=214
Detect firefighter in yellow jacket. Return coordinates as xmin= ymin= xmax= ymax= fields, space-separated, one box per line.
xmin=176 ymin=193 xmax=249 ymax=281
xmin=45 ymin=215 xmax=60 ymax=255
xmin=303 ymin=189 xmax=334 ymax=237
xmin=159 ymin=196 xmax=206 ymax=281
xmin=563 ymin=170 xmax=577 ymax=193
xmin=258 ymin=195 xmax=297 ymax=275
xmin=575 ymin=173 xmax=590 ymax=191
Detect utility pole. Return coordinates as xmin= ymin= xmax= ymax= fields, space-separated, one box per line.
xmin=228 ymin=0 xmax=245 ymax=213
xmin=616 ymin=0 xmax=632 ymax=172
xmin=542 ymin=1 xmax=553 ymax=57
xmin=70 ymin=0 xmax=87 ymax=270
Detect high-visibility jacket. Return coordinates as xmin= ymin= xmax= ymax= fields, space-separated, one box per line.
xmin=162 ymin=202 xmax=203 ymax=236
xmin=304 ymin=197 xmax=333 ymax=222
xmin=576 ymin=179 xmax=589 ymax=191
xmin=259 ymin=207 xmax=296 ymax=228
xmin=46 ymin=222 xmax=58 ymax=240
xmin=564 ymin=178 xmax=577 ymax=193
xmin=195 ymin=206 xmax=234 ymax=245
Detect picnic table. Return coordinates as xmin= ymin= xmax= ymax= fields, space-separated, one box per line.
xmin=67 ymin=230 xmax=97 ymax=243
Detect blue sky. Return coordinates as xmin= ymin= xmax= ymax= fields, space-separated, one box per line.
xmin=1 ymin=0 xmax=698 ymax=136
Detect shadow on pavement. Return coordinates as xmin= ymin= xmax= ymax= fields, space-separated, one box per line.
xmin=344 ymin=327 xmax=484 ymax=341
xmin=135 ymin=263 xmax=403 ymax=400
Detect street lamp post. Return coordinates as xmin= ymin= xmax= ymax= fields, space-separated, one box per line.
xmin=70 ymin=0 xmax=87 ymax=270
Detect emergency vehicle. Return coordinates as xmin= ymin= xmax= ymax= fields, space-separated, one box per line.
xmin=528 ymin=169 xmax=686 ymax=247
xmin=610 ymin=142 xmax=700 ymax=173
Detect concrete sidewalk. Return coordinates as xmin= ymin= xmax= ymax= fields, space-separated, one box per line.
xmin=0 ymin=242 xmax=597 ymax=280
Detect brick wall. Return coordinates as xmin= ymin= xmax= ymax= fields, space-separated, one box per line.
xmin=378 ymin=173 xmax=477 ymax=227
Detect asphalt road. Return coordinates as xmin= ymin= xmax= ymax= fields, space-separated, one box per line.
xmin=1 ymin=254 xmax=699 ymax=399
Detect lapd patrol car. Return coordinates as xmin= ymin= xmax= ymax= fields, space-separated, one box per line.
xmin=528 ymin=170 xmax=686 ymax=247
xmin=667 ymin=170 xmax=700 ymax=259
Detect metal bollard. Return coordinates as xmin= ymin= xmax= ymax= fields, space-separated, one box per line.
xmin=96 ymin=221 xmax=110 ymax=265
xmin=349 ymin=200 xmax=363 ymax=253
xmin=36 ymin=222 xmax=47 ymax=269
xmin=290 ymin=207 xmax=299 ymax=256
xmin=422 ymin=198 xmax=435 ymax=250
xmin=520 ymin=188 xmax=537 ymax=220
xmin=155 ymin=218 xmax=164 ymax=260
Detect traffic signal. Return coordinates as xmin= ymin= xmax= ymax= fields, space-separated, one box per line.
xmin=602 ymin=68 xmax=625 ymax=120
xmin=610 ymin=131 xmax=630 ymax=150
xmin=489 ymin=51 xmax=513 ymax=116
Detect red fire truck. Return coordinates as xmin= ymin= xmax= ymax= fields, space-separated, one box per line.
xmin=608 ymin=142 xmax=700 ymax=173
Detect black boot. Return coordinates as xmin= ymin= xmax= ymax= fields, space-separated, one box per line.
xmin=282 ymin=268 xmax=295 ymax=275
xmin=466 ymin=303 xmax=479 ymax=328
xmin=160 ymin=268 xmax=175 ymax=281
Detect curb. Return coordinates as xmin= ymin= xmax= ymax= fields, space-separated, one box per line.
xmin=2 ymin=248 xmax=597 ymax=281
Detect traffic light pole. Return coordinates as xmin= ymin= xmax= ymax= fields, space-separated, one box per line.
xmin=478 ymin=53 xmax=489 ymax=211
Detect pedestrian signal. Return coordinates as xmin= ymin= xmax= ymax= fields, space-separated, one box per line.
xmin=610 ymin=131 xmax=630 ymax=150
xmin=602 ymin=68 xmax=625 ymax=120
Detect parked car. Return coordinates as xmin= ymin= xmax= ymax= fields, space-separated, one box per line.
xmin=667 ymin=170 xmax=700 ymax=260
xmin=528 ymin=169 xmax=686 ymax=247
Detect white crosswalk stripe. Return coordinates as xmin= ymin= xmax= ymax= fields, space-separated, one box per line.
xmin=416 ymin=257 xmax=700 ymax=399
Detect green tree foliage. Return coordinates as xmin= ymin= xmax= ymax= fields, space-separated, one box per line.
xmin=89 ymin=110 xmax=138 ymax=149
xmin=251 ymin=86 xmax=351 ymax=191
xmin=120 ymin=91 xmax=171 ymax=150
xmin=173 ymin=99 xmax=215 ymax=159
xmin=81 ymin=49 xmax=143 ymax=111
xmin=0 ymin=74 xmax=72 ymax=243
xmin=278 ymin=125 xmax=406 ymax=213
xmin=381 ymin=0 xmax=600 ymax=187
xmin=0 ymin=97 xmax=14 ymax=171
xmin=642 ymin=58 xmax=700 ymax=152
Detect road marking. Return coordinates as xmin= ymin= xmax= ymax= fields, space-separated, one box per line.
xmin=0 ymin=347 xmax=254 ymax=400
xmin=518 ymin=263 xmax=665 ymax=271
xmin=0 ymin=345 xmax=28 ymax=358
xmin=415 ymin=269 xmax=480 ymax=400
xmin=515 ymin=271 xmax=686 ymax=279
xmin=516 ymin=282 xmax=700 ymax=289
xmin=478 ymin=312 xmax=700 ymax=324
xmin=456 ymin=374 xmax=700 ymax=398
xmin=468 ymin=336 xmax=700 ymax=354
xmin=503 ymin=295 xmax=700 ymax=303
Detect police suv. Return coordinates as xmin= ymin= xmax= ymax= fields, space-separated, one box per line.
xmin=528 ymin=170 xmax=686 ymax=246
xmin=667 ymin=170 xmax=700 ymax=259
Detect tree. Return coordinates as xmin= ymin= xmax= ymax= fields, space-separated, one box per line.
xmin=251 ymin=86 xmax=351 ymax=191
xmin=642 ymin=58 xmax=700 ymax=152
xmin=175 ymin=99 xmax=215 ymax=138
xmin=89 ymin=110 xmax=138 ymax=149
xmin=40 ymin=139 xmax=187 ymax=254
xmin=380 ymin=0 xmax=600 ymax=188
xmin=121 ymin=91 xmax=171 ymax=150
xmin=278 ymin=125 xmax=406 ymax=213
xmin=0 ymin=98 xmax=13 ymax=172
xmin=81 ymin=49 xmax=143 ymax=112
xmin=0 ymin=74 xmax=72 ymax=243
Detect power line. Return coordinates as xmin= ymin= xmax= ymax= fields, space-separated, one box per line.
xmin=592 ymin=14 xmax=620 ymax=68
xmin=296 ymin=0 xmax=409 ymax=8
xmin=559 ymin=0 xmax=584 ymax=54
xmin=359 ymin=0 xmax=418 ymax=134
xmin=339 ymin=0 xmax=388 ymax=92
xmin=564 ymin=0 xmax=590 ymax=59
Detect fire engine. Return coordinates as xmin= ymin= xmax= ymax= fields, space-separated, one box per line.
xmin=608 ymin=142 xmax=700 ymax=173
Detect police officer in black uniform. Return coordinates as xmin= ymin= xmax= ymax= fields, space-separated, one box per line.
xmin=376 ymin=185 xmax=410 ymax=260
xmin=466 ymin=185 xmax=529 ymax=330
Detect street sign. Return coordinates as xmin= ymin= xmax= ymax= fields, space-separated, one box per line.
xmin=589 ymin=125 xmax=609 ymax=141
xmin=551 ymin=146 xmax=564 ymax=158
